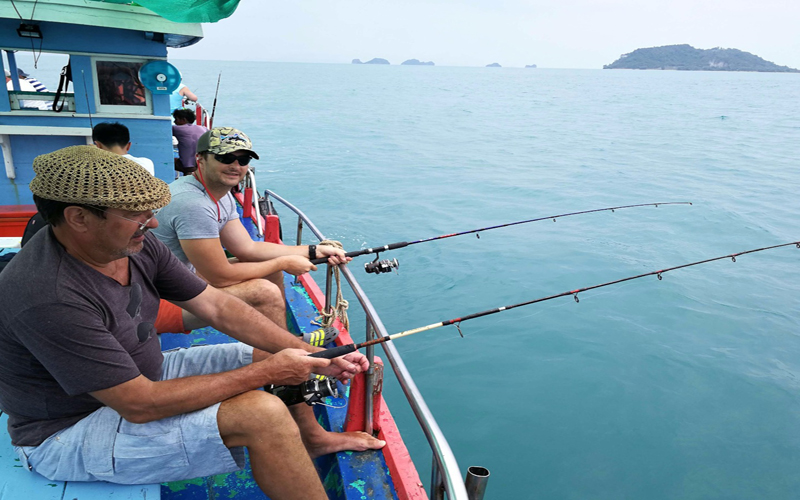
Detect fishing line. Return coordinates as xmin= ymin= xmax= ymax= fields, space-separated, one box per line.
xmin=311 ymin=240 xmax=800 ymax=359
xmin=310 ymin=202 xmax=693 ymax=269
xmin=81 ymin=69 xmax=93 ymax=128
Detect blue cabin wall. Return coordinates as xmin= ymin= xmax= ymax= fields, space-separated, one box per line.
xmin=0 ymin=17 xmax=179 ymax=206
xmin=0 ymin=19 xmax=169 ymax=57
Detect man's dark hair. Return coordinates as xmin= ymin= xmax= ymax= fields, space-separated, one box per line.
xmin=92 ymin=122 xmax=130 ymax=148
xmin=33 ymin=195 xmax=106 ymax=227
xmin=172 ymin=108 xmax=196 ymax=123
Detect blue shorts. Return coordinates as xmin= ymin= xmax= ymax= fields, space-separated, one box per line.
xmin=15 ymin=343 xmax=253 ymax=484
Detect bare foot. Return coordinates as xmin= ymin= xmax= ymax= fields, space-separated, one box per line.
xmin=305 ymin=431 xmax=386 ymax=458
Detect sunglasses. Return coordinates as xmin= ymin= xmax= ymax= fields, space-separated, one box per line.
xmin=214 ymin=153 xmax=252 ymax=166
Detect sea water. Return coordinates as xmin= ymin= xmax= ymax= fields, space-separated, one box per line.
xmin=175 ymin=62 xmax=800 ymax=500
xmin=29 ymin=57 xmax=788 ymax=498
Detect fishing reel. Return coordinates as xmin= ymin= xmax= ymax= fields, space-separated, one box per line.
xmin=365 ymin=253 xmax=399 ymax=275
xmin=265 ymin=377 xmax=338 ymax=406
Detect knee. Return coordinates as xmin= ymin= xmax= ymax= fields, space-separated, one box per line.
xmin=219 ymin=391 xmax=296 ymax=440
xmin=238 ymin=279 xmax=283 ymax=307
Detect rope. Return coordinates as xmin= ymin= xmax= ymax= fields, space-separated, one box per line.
xmin=314 ymin=240 xmax=350 ymax=331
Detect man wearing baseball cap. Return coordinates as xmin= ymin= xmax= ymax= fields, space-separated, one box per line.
xmin=152 ymin=127 xmax=348 ymax=344
xmin=0 ymin=146 xmax=382 ymax=498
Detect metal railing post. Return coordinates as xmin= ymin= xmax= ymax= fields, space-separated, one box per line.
xmin=325 ymin=265 xmax=333 ymax=315
xmin=296 ymin=218 xmax=303 ymax=246
xmin=365 ymin=321 xmax=375 ymax=433
xmin=431 ymin=460 xmax=445 ymax=500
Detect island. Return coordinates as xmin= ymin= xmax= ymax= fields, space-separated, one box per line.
xmin=401 ymin=59 xmax=435 ymax=66
xmin=603 ymin=44 xmax=799 ymax=72
xmin=352 ymin=58 xmax=390 ymax=65
xmin=486 ymin=63 xmax=501 ymax=68
xmin=525 ymin=64 xmax=537 ymax=68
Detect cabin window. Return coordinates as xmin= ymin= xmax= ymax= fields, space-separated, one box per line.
xmin=93 ymin=57 xmax=152 ymax=114
xmin=96 ymin=61 xmax=146 ymax=106
xmin=2 ymin=50 xmax=71 ymax=112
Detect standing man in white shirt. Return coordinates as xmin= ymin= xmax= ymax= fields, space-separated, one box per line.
xmin=92 ymin=122 xmax=156 ymax=176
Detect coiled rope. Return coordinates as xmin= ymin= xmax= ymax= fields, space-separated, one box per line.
xmin=314 ymin=240 xmax=350 ymax=331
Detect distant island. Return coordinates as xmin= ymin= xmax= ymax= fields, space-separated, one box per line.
xmin=525 ymin=64 xmax=537 ymax=68
xmin=604 ymin=44 xmax=799 ymax=72
xmin=401 ymin=59 xmax=434 ymax=66
xmin=352 ymin=58 xmax=390 ymax=65
xmin=486 ymin=62 xmax=501 ymax=68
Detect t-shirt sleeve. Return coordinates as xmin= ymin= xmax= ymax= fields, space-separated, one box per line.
xmin=147 ymin=234 xmax=207 ymax=301
xmin=169 ymin=191 xmax=223 ymax=240
xmin=9 ymin=303 xmax=143 ymax=395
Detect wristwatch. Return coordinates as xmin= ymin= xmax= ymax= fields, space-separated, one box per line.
xmin=308 ymin=244 xmax=317 ymax=260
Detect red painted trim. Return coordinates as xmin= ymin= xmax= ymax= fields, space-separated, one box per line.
xmin=242 ymin=188 xmax=253 ymax=219
xmin=0 ymin=205 xmax=36 ymax=237
xmin=264 ymin=215 xmax=281 ymax=244
xmin=232 ymin=191 xmax=265 ymax=234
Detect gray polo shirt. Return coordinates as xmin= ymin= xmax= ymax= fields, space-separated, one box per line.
xmin=151 ymin=175 xmax=239 ymax=273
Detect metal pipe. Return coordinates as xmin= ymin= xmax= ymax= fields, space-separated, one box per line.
xmin=465 ymin=466 xmax=490 ymax=500
xmin=365 ymin=321 xmax=375 ymax=434
xmin=296 ymin=218 xmax=303 ymax=246
xmin=325 ymin=265 xmax=333 ymax=316
xmin=431 ymin=460 xmax=445 ymax=500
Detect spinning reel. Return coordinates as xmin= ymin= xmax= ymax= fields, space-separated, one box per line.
xmin=364 ymin=253 xmax=399 ymax=275
xmin=266 ymin=377 xmax=338 ymax=406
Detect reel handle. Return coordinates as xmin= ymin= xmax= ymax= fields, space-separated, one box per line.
xmin=309 ymin=344 xmax=358 ymax=359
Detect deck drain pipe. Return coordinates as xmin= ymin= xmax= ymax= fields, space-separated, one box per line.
xmin=465 ymin=466 xmax=490 ymax=500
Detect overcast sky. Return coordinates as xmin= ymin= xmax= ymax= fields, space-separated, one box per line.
xmin=174 ymin=0 xmax=800 ymax=69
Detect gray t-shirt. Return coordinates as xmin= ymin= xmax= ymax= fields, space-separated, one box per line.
xmin=0 ymin=228 xmax=207 ymax=446
xmin=151 ymin=175 xmax=239 ymax=273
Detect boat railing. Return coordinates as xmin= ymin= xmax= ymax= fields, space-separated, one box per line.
xmin=265 ymin=189 xmax=470 ymax=500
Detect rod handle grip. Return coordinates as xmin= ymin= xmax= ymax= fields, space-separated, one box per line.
xmin=309 ymin=344 xmax=358 ymax=359
xmin=310 ymin=242 xmax=410 ymax=265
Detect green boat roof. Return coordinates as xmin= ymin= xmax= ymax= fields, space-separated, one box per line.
xmin=0 ymin=0 xmax=203 ymax=48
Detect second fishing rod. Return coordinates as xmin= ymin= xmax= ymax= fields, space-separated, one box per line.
xmin=310 ymin=202 xmax=693 ymax=273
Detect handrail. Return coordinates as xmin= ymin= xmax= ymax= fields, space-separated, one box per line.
xmin=265 ymin=189 xmax=469 ymax=500
xmin=245 ymin=168 xmax=263 ymax=237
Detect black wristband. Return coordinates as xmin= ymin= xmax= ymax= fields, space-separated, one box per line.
xmin=308 ymin=244 xmax=316 ymax=260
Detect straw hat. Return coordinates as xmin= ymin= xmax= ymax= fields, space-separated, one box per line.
xmin=29 ymin=145 xmax=170 ymax=211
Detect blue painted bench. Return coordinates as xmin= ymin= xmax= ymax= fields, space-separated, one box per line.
xmin=0 ymin=413 xmax=159 ymax=499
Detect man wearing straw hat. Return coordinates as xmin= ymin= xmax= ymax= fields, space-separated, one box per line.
xmin=0 ymin=146 xmax=383 ymax=498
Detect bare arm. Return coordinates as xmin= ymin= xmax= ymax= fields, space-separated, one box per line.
xmin=219 ymin=219 xmax=350 ymax=267
xmin=90 ymin=348 xmax=330 ymax=423
xmin=179 ymin=236 xmax=306 ymax=287
xmin=178 ymin=285 xmax=313 ymax=352
xmin=179 ymin=86 xmax=198 ymax=102
xmin=178 ymin=285 xmax=368 ymax=379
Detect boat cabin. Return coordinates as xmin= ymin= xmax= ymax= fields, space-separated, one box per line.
xmin=0 ymin=0 xmax=201 ymax=245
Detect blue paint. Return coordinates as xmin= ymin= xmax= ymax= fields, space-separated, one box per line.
xmin=0 ymin=117 xmax=174 ymax=206
xmin=68 ymin=55 xmax=95 ymax=115
xmin=0 ymin=414 xmax=158 ymax=499
xmin=0 ymin=19 xmax=168 ymax=57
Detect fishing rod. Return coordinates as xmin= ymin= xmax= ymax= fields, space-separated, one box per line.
xmin=209 ymin=71 xmax=221 ymax=128
xmin=310 ymin=202 xmax=693 ymax=272
xmin=310 ymin=240 xmax=800 ymax=359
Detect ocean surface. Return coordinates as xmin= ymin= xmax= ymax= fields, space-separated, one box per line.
xmin=172 ymin=61 xmax=800 ymax=500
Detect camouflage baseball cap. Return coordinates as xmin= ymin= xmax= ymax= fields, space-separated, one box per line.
xmin=196 ymin=127 xmax=259 ymax=159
